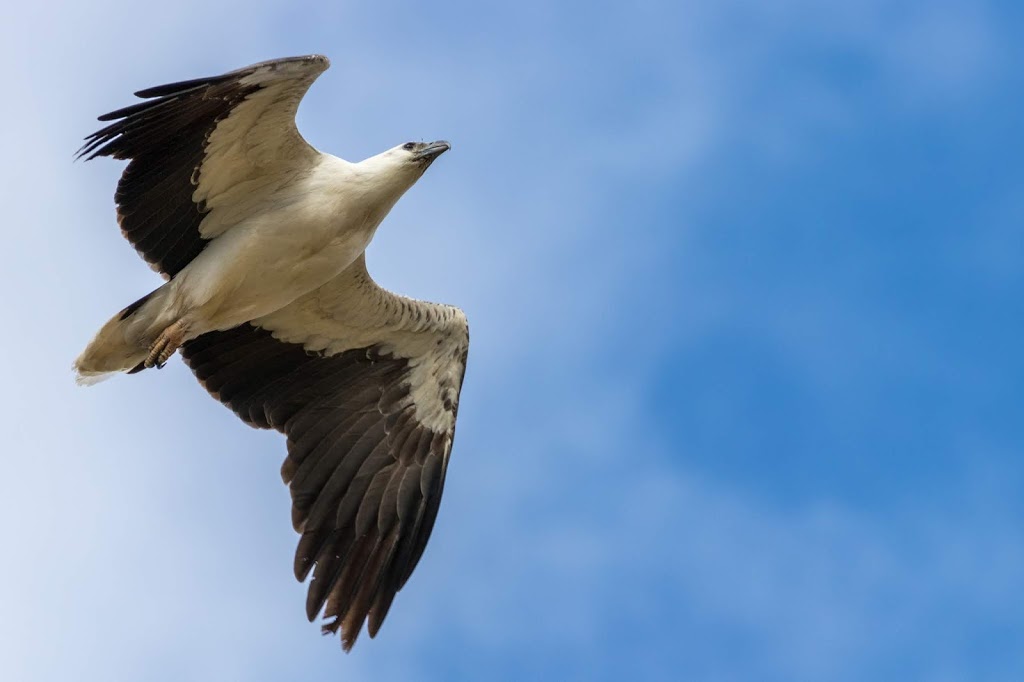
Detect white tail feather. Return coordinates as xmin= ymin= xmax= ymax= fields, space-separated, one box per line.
xmin=74 ymin=284 xmax=173 ymax=384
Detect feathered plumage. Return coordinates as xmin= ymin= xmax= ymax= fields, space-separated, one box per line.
xmin=75 ymin=55 xmax=468 ymax=650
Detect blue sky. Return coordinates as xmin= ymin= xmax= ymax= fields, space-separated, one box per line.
xmin=2 ymin=0 xmax=1022 ymax=680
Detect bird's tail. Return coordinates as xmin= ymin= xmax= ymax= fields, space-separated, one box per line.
xmin=74 ymin=285 xmax=174 ymax=385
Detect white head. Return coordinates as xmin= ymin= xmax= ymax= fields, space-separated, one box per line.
xmin=356 ymin=140 xmax=451 ymax=203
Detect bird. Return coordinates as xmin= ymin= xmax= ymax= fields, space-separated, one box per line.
xmin=73 ymin=55 xmax=469 ymax=651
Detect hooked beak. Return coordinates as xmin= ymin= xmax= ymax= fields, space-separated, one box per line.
xmin=416 ymin=140 xmax=451 ymax=162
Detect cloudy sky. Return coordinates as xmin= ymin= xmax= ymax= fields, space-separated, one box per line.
xmin=2 ymin=1 xmax=1022 ymax=680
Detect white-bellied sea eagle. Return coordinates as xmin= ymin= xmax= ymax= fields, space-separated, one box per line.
xmin=74 ymin=55 xmax=469 ymax=651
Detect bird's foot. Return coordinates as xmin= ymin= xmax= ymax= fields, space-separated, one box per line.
xmin=145 ymin=320 xmax=187 ymax=369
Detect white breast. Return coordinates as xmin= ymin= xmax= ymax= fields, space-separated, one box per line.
xmin=171 ymin=156 xmax=389 ymax=335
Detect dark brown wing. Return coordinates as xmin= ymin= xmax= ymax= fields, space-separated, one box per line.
xmin=181 ymin=317 xmax=467 ymax=650
xmin=78 ymin=55 xmax=329 ymax=277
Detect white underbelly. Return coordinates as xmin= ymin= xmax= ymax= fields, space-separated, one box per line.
xmin=172 ymin=210 xmax=373 ymax=335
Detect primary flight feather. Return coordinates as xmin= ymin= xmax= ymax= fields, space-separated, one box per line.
xmin=74 ymin=55 xmax=469 ymax=650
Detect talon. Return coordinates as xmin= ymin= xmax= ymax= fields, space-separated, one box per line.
xmin=145 ymin=321 xmax=187 ymax=369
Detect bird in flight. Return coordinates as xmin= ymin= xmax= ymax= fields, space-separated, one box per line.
xmin=74 ymin=55 xmax=469 ymax=650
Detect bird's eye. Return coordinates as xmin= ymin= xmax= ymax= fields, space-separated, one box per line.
xmin=402 ymin=142 xmax=416 ymax=151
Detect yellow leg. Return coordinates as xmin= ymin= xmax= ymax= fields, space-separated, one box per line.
xmin=145 ymin=320 xmax=187 ymax=369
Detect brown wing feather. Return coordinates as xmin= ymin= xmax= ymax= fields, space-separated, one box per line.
xmin=78 ymin=55 xmax=327 ymax=277
xmin=181 ymin=323 xmax=460 ymax=650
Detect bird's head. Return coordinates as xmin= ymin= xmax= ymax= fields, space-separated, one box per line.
xmin=365 ymin=140 xmax=450 ymax=178
xmin=355 ymin=140 xmax=451 ymax=207
xmin=398 ymin=140 xmax=451 ymax=168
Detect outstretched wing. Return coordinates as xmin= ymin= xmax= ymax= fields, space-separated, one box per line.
xmin=180 ymin=255 xmax=469 ymax=650
xmin=78 ymin=55 xmax=330 ymax=276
